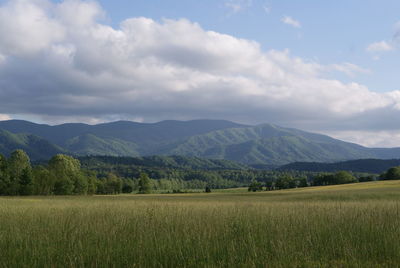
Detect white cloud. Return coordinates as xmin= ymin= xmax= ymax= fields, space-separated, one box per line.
xmin=1 ymin=0 xmax=400 ymax=146
xmin=394 ymin=21 xmax=400 ymax=43
xmin=329 ymin=62 xmax=371 ymax=77
xmin=224 ymin=0 xmax=252 ymax=14
xmin=0 ymin=0 xmax=65 ymax=56
xmin=263 ymin=3 xmax=271 ymax=14
xmin=281 ymin=16 xmax=301 ymax=28
xmin=366 ymin=41 xmax=393 ymax=53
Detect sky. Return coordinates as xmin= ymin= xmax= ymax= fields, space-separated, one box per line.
xmin=0 ymin=0 xmax=399 ymax=147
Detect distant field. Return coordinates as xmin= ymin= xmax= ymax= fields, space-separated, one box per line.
xmin=1 ymin=181 xmax=400 ymax=267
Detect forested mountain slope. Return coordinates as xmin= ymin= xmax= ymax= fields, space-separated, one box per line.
xmin=1 ymin=119 xmax=400 ymax=165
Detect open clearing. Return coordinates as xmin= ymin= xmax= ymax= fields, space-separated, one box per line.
xmin=1 ymin=181 xmax=400 ymax=267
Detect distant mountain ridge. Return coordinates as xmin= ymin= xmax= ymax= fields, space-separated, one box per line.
xmin=1 ymin=119 xmax=400 ymax=165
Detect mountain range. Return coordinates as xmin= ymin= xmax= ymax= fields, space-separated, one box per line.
xmin=1 ymin=119 xmax=400 ymax=165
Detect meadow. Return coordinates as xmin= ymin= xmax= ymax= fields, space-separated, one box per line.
xmin=1 ymin=181 xmax=400 ymax=267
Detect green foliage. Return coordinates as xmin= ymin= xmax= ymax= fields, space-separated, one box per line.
xmin=32 ymin=166 xmax=54 ymax=195
xmin=19 ymin=168 xmax=33 ymax=195
xmin=6 ymin=150 xmax=32 ymax=195
xmin=97 ymin=173 xmax=123 ymax=195
xmin=279 ymin=159 xmax=400 ymax=174
xmin=0 ymin=154 xmax=8 ymax=194
xmin=1 ymin=149 xmax=399 ymax=197
xmin=313 ymin=171 xmax=357 ymax=186
xmin=382 ymin=166 xmax=400 ymax=180
xmin=122 ymin=179 xmax=135 ymax=193
xmin=49 ymin=154 xmax=81 ymax=195
xmin=248 ymin=179 xmax=263 ymax=192
xmin=275 ymin=175 xmax=296 ymax=189
xmin=138 ymin=172 xmax=152 ymax=194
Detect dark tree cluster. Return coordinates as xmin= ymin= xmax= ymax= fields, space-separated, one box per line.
xmin=381 ymin=166 xmax=400 ymax=180
xmin=0 ymin=150 xmax=128 ymax=196
xmin=313 ymin=171 xmax=357 ymax=186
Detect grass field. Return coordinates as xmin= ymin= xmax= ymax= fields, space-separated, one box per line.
xmin=1 ymin=181 xmax=400 ymax=267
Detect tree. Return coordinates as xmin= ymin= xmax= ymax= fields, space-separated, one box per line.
xmin=7 ymin=150 xmax=32 ymax=195
xmin=297 ymin=177 xmax=308 ymax=188
xmin=313 ymin=171 xmax=356 ymax=186
xmin=138 ymin=172 xmax=152 ymax=194
xmin=32 ymin=166 xmax=54 ymax=195
xmin=85 ymin=171 xmax=98 ymax=195
xmin=333 ymin=171 xmax=357 ymax=184
xmin=122 ymin=179 xmax=134 ymax=193
xmin=19 ymin=168 xmax=33 ymax=195
xmin=275 ymin=175 xmax=295 ymax=189
xmin=383 ymin=167 xmax=400 ymax=180
xmin=265 ymin=181 xmax=274 ymax=191
xmin=48 ymin=154 xmax=82 ymax=195
xmin=0 ymin=154 xmax=8 ymax=195
xmin=102 ymin=173 xmax=123 ymax=194
xmin=248 ymin=179 xmax=263 ymax=192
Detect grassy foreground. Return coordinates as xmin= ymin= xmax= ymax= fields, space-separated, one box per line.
xmin=1 ymin=181 xmax=400 ymax=267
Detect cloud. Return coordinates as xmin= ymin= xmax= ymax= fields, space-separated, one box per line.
xmin=394 ymin=21 xmax=400 ymax=43
xmin=281 ymin=16 xmax=301 ymax=28
xmin=224 ymin=0 xmax=252 ymax=14
xmin=0 ymin=0 xmax=400 ymax=146
xmin=262 ymin=2 xmax=271 ymax=14
xmin=366 ymin=41 xmax=393 ymax=53
xmin=329 ymin=63 xmax=371 ymax=77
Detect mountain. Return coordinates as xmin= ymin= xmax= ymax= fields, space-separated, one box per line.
xmin=78 ymin=155 xmax=249 ymax=171
xmin=1 ymin=119 xmax=400 ymax=165
xmin=278 ymin=159 xmax=400 ymax=174
xmin=0 ymin=129 xmax=64 ymax=160
xmin=154 ymin=124 xmax=380 ymax=165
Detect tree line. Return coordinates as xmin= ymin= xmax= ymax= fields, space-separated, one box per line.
xmin=0 ymin=150 xmax=154 ymax=195
xmin=248 ymin=168 xmax=399 ymax=192
xmin=1 ymin=149 xmax=400 ymax=196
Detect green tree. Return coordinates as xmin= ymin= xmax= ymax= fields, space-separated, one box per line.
xmin=122 ymin=179 xmax=134 ymax=193
xmin=103 ymin=173 xmax=123 ymax=194
xmin=138 ymin=172 xmax=152 ymax=194
xmin=383 ymin=167 xmax=400 ymax=180
xmin=265 ymin=181 xmax=274 ymax=191
xmin=32 ymin=166 xmax=54 ymax=195
xmin=297 ymin=177 xmax=308 ymax=188
xmin=85 ymin=171 xmax=98 ymax=195
xmin=7 ymin=150 xmax=32 ymax=195
xmin=0 ymin=154 xmax=8 ymax=195
xmin=248 ymin=179 xmax=263 ymax=192
xmin=276 ymin=175 xmax=295 ymax=189
xmin=49 ymin=154 xmax=82 ymax=195
xmin=334 ymin=171 xmax=357 ymax=184
xmin=19 ymin=168 xmax=33 ymax=195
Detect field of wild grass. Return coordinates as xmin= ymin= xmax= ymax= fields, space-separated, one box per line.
xmin=1 ymin=181 xmax=400 ymax=267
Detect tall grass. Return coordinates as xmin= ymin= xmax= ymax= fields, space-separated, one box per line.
xmin=1 ymin=181 xmax=400 ymax=267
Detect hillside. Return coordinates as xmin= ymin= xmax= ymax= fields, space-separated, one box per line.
xmin=78 ymin=155 xmax=249 ymax=171
xmin=1 ymin=119 xmax=400 ymax=164
xmin=279 ymin=159 xmax=400 ymax=174
xmin=0 ymin=129 xmax=64 ymax=160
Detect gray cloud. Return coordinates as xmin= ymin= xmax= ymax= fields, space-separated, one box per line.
xmin=0 ymin=0 xmax=400 ymax=146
